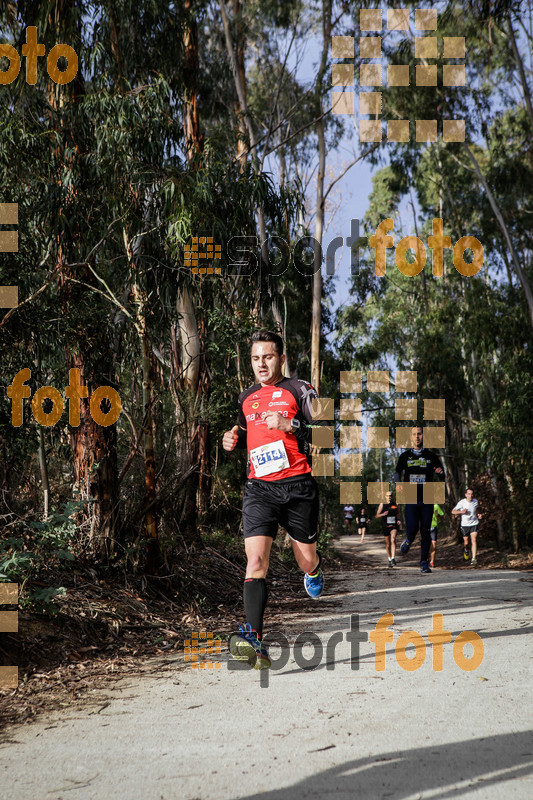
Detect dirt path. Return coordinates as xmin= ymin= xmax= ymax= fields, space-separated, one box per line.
xmin=1 ymin=536 xmax=532 ymax=800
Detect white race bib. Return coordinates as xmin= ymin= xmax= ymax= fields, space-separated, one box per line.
xmin=409 ymin=475 xmax=426 ymax=483
xmin=387 ymin=516 xmax=396 ymax=524
xmin=250 ymin=440 xmax=290 ymax=477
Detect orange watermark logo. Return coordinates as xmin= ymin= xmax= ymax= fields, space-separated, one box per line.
xmin=370 ymin=218 xmax=483 ymax=278
xmin=6 ymin=368 xmax=122 ymax=427
xmin=370 ymin=613 xmax=484 ymax=672
xmin=0 ymin=583 xmax=18 ymax=690
xmin=228 ymin=613 xmax=484 ymax=688
xmin=185 ymin=237 xmax=222 ymax=276
xmin=184 ymin=631 xmax=222 ymax=669
xmin=0 ymin=27 xmax=78 ymax=85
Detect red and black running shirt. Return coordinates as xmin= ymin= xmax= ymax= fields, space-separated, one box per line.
xmin=236 ymin=377 xmax=322 ymax=481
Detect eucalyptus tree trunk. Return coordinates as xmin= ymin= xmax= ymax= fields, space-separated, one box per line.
xmin=131 ymin=282 xmax=159 ymax=571
xmin=506 ymin=13 xmax=533 ymax=131
xmin=504 ymin=470 xmax=520 ymax=553
xmin=489 ymin=469 xmax=506 ymax=547
xmin=49 ymin=0 xmax=119 ymax=559
xmin=34 ymin=350 xmax=50 ymax=520
xmin=174 ymin=1 xmax=211 ymax=530
xmin=311 ymin=0 xmax=332 ymax=394
xmin=232 ymin=0 xmax=248 ymax=167
xmin=37 ymin=425 xmax=50 ymax=521
xmin=183 ymin=0 xmax=204 ymax=157
xmin=68 ymin=351 xmax=119 ymax=559
xmin=271 ymin=298 xmax=290 ymax=376
xmin=220 ymin=0 xmax=282 ymax=336
xmin=175 ymin=286 xmax=205 ymax=528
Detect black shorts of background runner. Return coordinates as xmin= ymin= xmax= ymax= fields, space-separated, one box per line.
xmin=381 ymin=503 xmax=400 ymax=536
xmin=242 ymin=476 xmax=319 ymax=543
xmin=461 ymin=525 xmax=478 ymax=536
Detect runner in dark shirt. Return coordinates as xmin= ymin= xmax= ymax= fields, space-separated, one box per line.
xmin=376 ymin=491 xmax=401 ymax=567
xmin=393 ymin=425 xmax=445 ymax=574
xmin=356 ymin=507 xmax=368 ymax=542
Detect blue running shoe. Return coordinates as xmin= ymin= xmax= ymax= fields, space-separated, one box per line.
xmin=304 ymin=567 xmax=324 ymax=598
xmin=228 ymin=624 xmax=271 ymax=670
xmin=400 ymin=539 xmax=411 ymax=555
xmin=420 ymin=561 xmax=432 ymax=574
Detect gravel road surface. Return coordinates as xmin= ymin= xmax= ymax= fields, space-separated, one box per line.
xmin=1 ymin=536 xmax=532 ymax=799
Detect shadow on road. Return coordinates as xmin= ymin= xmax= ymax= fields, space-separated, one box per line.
xmin=258 ymin=567 xmax=532 ymax=677
xmin=236 ymin=731 xmax=533 ymax=800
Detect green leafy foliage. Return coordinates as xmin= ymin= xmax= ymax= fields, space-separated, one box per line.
xmin=0 ymin=500 xmax=88 ymax=613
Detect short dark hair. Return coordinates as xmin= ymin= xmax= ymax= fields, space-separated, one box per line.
xmin=411 ymin=425 xmax=423 ymax=432
xmin=251 ymin=329 xmax=284 ymax=356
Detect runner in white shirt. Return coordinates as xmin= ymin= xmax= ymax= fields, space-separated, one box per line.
xmin=452 ymin=488 xmax=483 ymax=566
xmin=343 ymin=505 xmax=354 ymax=534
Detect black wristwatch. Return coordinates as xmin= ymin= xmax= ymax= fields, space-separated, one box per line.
xmin=290 ymin=418 xmax=301 ymax=433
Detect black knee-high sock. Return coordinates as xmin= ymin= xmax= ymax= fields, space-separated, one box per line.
xmin=243 ymin=578 xmax=268 ymax=638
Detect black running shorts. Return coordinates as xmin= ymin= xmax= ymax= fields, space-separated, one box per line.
xmin=242 ymin=476 xmax=319 ymax=544
xmin=461 ymin=525 xmax=478 ymax=536
xmin=383 ymin=525 xmax=398 ymax=536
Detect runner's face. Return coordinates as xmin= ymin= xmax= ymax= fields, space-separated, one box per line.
xmin=410 ymin=427 xmax=423 ymax=448
xmin=251 ymin=342 xmax=285 ymax=385
xmin=386 ymin=493 xmax=392 ymax=501
xmin=466 ymin=490 xmax=473 ymax=501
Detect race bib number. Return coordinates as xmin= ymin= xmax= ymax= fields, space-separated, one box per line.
xmin=387 ymin=516 xmax=396 ymax=524
xmin=250 ymin=440 xmax=290 ymax=477
xmin=409 ymin=475 xmax=426 ymax=483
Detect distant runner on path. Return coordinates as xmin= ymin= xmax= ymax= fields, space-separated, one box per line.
xmin=356 ymin=507 xmax=369 ymax=542
xmin=222 ymin=330 xmax=326 ymax=670
xmin=344 ymin=504 xmax=354 ymax=533
xmin=452 ymin=489 xmax=483 ymax=566
xmin=376 ymin=490 xmax=401 ymax=567
xmin=429 ymin=503 xmax=444 ymax=568
xmin=393 ymin=425 xmax=445 ymax=574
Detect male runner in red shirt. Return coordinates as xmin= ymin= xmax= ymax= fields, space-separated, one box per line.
xmin=223 ymin=330 xmax=324 ymax=669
